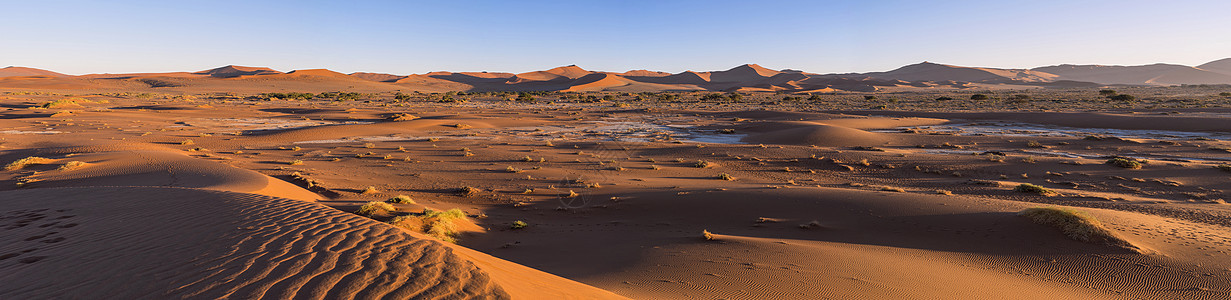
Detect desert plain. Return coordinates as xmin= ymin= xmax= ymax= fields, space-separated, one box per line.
xmin=1 ymin=63 xmax=1231 ymax=300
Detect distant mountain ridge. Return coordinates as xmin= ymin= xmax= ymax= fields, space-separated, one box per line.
xmin=3 ymin=58 xmax=1229 ymax=93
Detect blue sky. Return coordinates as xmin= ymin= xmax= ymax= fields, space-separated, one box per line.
xmin=4 ymin=0 xmax=1229 ymax=75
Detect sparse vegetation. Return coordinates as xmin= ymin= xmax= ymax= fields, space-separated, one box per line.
xmin=457 ymin=186 xmax=480 ymax=197
xmin=389 ymin=208 xmax=469 ymax=243
xmin=1014 ymin=183 xmax=1057 ymax=196
xmin=702 ymin=229 xmax=715 ymax=241
xmin=387 ymin=195 xmax=416 ymax=204
xmin=58 ymin=161 xmax=87 ymax=170
xmin=1217 ymin=164 xmax=1231 ymax=173
xmin=511 ymin=220 xmax=528 ymax=229
xmin=1018 ymin=207 xmax=1138 ymax=251
xmin=1105 ymin=157 xmax=1143 ymax=169
xmin=355 ymin=201 xmax=396 ymax=217
xmin=716 ymin=173 xmax=735 ymax=180
xmin=5 ymin=156 xmax=54 ymax=171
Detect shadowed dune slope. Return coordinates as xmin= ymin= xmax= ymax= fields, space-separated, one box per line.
xmin=0 ymin=187 xmax=510 ymax=299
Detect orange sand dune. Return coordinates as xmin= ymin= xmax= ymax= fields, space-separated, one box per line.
xmin=0 ymin=187 xmax=622 ymax=299
xmin=514 ymin=65 xmax=594 ymax=81
xmin=194 ymin=65 xmax=283 ymax=78
xmin=0 ymin=66 xmax=69 ymax=78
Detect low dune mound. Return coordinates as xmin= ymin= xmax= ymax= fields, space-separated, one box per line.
xmin=741 ymin=121 xmax=889 ymax=147
xmin=1018 ymin=207 xmax=1144 ymax=253
xmin=5 ymin=148 xmax=321 ymax=201
xmin=0 ymin=66 xmax=69 ymax=78
xmin=192 ymin=65 xmax=282 ymax=78
xmin=0 ymin=187 xmax=509 ymax=299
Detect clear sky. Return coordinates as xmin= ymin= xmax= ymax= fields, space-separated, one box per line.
xmin=4 ymin=0 xmax=1229 ymax=75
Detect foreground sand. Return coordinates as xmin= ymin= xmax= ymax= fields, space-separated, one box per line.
xmin=2 ymin=90 xmax=1230 ymax=299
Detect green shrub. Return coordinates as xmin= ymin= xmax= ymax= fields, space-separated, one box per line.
xmin=716 ymin=173 xmax=735 ymax=180
xmin=970 ymin=94 xmax=989 ymax=100
xmin=1108 ymin=94 xmax=1135 ymax=101
xmin=1098 ymin=89 xmax=1117 ymax=96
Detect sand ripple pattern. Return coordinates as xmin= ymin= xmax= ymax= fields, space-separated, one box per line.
xmin=0 ymin=187 xmax=508 ymax=300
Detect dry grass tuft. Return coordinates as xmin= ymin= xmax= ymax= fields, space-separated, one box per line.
xmin=702 ymin=229 xmax=716 ymax=241
xmin=456 ymin=186 xmax=481 ymax=197
xmin=511 ymin=220 xmax=528 ymax=229
xmin=1018 ymin=207 xmax=1140 ymax=252
xmin=5 ymin=157 xmax=54 ymax=171
xmin=58 ymin=161 xmax=87 ymax=171
xmin=1014 ymin=183 xmax=1057 ymax=196
xmin=387 ymin=195 xmax=416 ymax=204
xmin=356 ymin=201 xmax=396 ymax=217
xmin=1105 ymin=157 xmax=1143 ymax=169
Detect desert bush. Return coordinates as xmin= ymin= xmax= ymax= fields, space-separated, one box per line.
xmin=935 ymin=96 xmax=954 ymax=101
xmin=356 ymin=201 xmax=396 ymax=217
xmin=716 ymin=173 xmax=735 ymax=180
xmin=1219 ymin=92 xmax=1231 ymax=97
xmin=511 ymin=220 xmax=528 ymax=229
xmin=1014 ymin=183 xmax=1057 ymax=196
xmin=288 ymin=160 xmax=304 ymax=165
xmin=387 ymin=195 xmax=416 ymax=204
xmin=970 ymin=94 xmax=989 ymax=100
xmin=694 ymin=160 xmax=712 ymax=168
xmin=417 ymin=208 xmax=469 ymax=243
xmin=1099 ymin=89 xmax=1117 ymax=96
xmin=39 ymin=99 xmax=82 ymax=109
xmin=702 ymin=229 xmax=716 ymax=241
xmin=1108 ymin=94 xmax=1136 ymax=101
xmin=387 ymin=113 xmax=418 ymax=121
xmin=4 ymin=157 xmax=54 ymax=171
xmin=456 ymin=186 xmax=480 ymax=197
xmin=1216 ymin=164 xmax=1231 ymax=172
xmin=58 ymin=161 xmax=87 ymax=170
xmin=1105 ymin=157 xmax=1143 ymax=169
xmin=1018 ymin=207 xmax=1138 ymax=251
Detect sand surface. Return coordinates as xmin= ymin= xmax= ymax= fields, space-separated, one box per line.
xmin=2 ymin=86 xmax=1230 ymax=299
